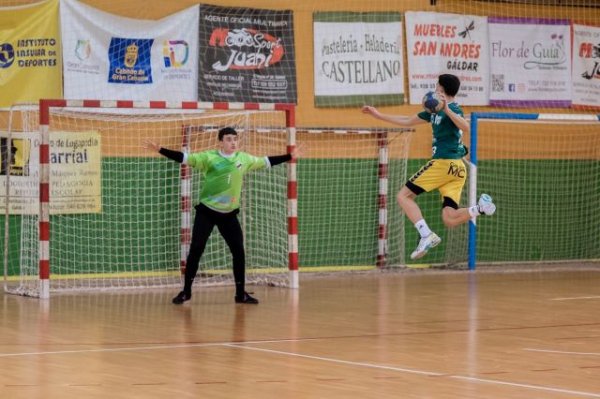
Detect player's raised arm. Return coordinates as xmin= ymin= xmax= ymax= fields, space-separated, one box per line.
xmin=264 ymin=142 xmax=304 ymax=168
xmin=142 ymin=140 xmax=184 ymax=163
xmin=437 ymin=92 xmax=470 ymax=133
xmin=361 ymin=105 xmax=425 ymax=127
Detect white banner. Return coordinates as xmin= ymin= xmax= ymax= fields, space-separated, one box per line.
xmin=405 ymin=11 xmax=489 ymax=105
xmin=489 ymin=17 xmax=571 ymax=107
xmin=0 ymin=131 xmax=102 ymax=215
xmin=61 ymin=0 xmax=198 ymax=101
xmin=572 ymin=24 xmax=600 ymax=108
xmin=313 ymin=12 xmax=404 ymax=107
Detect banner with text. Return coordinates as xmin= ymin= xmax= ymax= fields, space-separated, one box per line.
xmin=198 ymin=5 xmax=297 ymax=104
xmin=313 ymin=12 xmax=404 ymax=107
xmin=0 ymin=0 xmax=62 ymax=108
xmin=572 ymin=24 xmax=600 ymax=109
xmin=489 ymin=17 xmax=571 ymax=107
xmin=61 ymin=0 xmax=198 ymax=101
xmin=0 ymin=131 xmax=102 ymax=215
xmin=405 ymin=11 xmax=489 ymax=105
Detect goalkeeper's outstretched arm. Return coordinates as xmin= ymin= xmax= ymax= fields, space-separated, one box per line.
xmin=142 ymin=140 xmax=301 ymax=166
xmin=142 ymin=140 xmax=184 ymax=162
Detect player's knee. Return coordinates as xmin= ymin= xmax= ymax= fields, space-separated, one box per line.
xmin=443 ymin=218 xmax=459 ymax=229
xmin=397 ymin=187 xmax=415 ymax=204
xmin=442 ymin=208 xmax=459 ymax=228
xmin=396 ymin=191 xmax=408 ymax=205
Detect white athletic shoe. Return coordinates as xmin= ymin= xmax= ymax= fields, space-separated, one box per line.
xmin=410 ymin=233 xmax=442 ymax=260
xmin=478 ymin=194 xmax=496 ymax=216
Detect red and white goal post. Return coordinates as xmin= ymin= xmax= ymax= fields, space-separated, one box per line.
xmin=5 ymin=100 xmax=297 ymax=298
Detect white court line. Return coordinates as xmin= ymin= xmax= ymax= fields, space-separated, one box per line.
xmin=222 ymin=344 xmax=442 ymax=376
xmin=0 ymin=338 xmax=321 ymax=358
xmin=0 ymin=343 xmax=220 ymax=358
xmin=2 ymin=340 xmax=600 ymax=397
xmin=227 ymin=344 xmax=600 ymax=398
xmin=551 ymin=296 xmax=600 ymax=301
xmin=524 ymin=348 xmax=600 ymax=356
xmin=452 ymin=375 xmax=600 ymax=398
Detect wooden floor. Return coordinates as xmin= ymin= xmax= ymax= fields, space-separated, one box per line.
xmin=1 ymin=268 xmax=600 ymax=399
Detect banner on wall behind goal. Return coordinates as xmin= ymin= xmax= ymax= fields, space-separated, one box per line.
xmin=404 ymin=11 xmax=489 ymax=106
xmin=60 ymin=0 xmax=198 ymax=101
xmin=572 ymin=24 xmax=600 ymax=109
xmin=0 ymin=131 xmax=102 ymax=215
xmin=198 ymin=4 xmax=297 ymax=104
xmin=489 ymin=17 xmax=571 ymax=108
xmin=0 ymin=0 xmax=62 ymax=108
xmin=313 ymin=12 xmax=405 ymax=107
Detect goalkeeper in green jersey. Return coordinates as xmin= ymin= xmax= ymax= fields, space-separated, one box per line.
xmin=145 ymin=127 xmax=299 ymax=305
xmin=362 ymin=74 xmax=496 ymax=260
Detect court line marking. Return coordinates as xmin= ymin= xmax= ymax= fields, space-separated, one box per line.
xmin=223 ymin=343 xmax=442 ymax=376
xmin=452 ymin=375 xmax=600 ymax=398
xmin=0 ymin=343 xmax=220 ymax=358
xmin=0 ymin=338 xmax=321 ymax=358
xmin=524 ymin=348 xmax=600 ymax=356
xmin=3 ymin=340 xmax=600 ymax=397
xmin=551 ymin=296 xmax=600 ymax=301
xmin=227 ymin=344 xmax=600 ymax=398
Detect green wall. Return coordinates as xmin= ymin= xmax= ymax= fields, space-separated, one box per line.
xmin=1 ymin=158 xmax=598 ymax=277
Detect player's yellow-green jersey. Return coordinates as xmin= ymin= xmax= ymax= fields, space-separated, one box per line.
xmin=187 ymin=150 xmax=268 ymax=213
xmin=417 ymin=102 xmax=467 ymax=159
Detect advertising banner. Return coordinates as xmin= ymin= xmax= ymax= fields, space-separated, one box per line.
xmin=572 ymin=23 xmax=600 ymax=109
xmin=489 ymin=17 xmax=571 ymax=107
xmin=61 ymin=0 xmax=198 ymax=101
xmin=405 ymin=11 xmax=489 ymax=105
xmin=0 ymin=0 xmax=62 ymax=108
xmin=198 ymin=5 xmax=297 ymax=104
xmin=0 ymin=131 xmax=102 ymax=215
xmin=313 ymin=12 xmax=404 ymax=107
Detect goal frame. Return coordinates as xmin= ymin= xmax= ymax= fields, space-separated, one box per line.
xmin=468 ymin=112 xmax=600 ymax=270
xmin=37 ymin=99 xmax=298 ymax=299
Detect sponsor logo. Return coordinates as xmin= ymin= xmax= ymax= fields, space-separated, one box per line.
xmin=579 ymin=42 xmax=600 ymax=80
xmin=447 ymin=161 xmax=465 ymax=178
xmin=124 ymin=42 xmax=138 ymax=68
xmin=208 ymin=28 xmax=284 ymax=71
xmin=75 ymin=40 xmax=91 ymax=61
xmin=66 ymin=39 xmax=100 ymax=75
xmin=108 ymin=38 xmax=153 ymax=84
xmin=163 ymin=40 xmax=189 ymax=68
xmin=0 ymin=43 xmax=15 ymax=68
xmin=523 ymin=33 xmax=567 ymax=70
xmin=0 ymin=138 xmax=30 ymax=176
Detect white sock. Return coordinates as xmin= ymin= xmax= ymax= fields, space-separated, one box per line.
xmin=468 ymin=205 xmax=481 ymax=217
xmin=414 ymin=219 xmax=432 ymax=238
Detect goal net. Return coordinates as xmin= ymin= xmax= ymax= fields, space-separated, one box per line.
xmin=470 ymin=113 xmax=600 ymax=267
xmin=295 ymin=128 xmax=414 ymax=271
xmin=3 ymin=101 xmax=295 ymax=298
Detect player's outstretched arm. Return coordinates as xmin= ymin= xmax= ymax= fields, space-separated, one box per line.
xmin=142 ymin=140 xmax=184 ymax=163
xmin=361 ymin=105 xmax=424 ymax=127
xmin=267 ymin=142 xmax=304 ymax=167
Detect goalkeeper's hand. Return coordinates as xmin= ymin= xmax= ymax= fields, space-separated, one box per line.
xmin=142 ymin=140 xmax=161 ymax=153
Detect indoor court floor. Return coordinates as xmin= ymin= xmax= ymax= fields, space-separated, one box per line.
xmin=1 ymin=267 xmax=599 ymax=398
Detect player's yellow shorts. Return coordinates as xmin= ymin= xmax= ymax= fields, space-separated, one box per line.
xmin=406 ymin=159 xmax=467 ymax=208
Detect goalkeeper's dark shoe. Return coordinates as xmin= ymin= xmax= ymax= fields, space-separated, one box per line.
xmin=172 ymin=290 xmax=191 ymax=305
xmin=235 ymin=292 xmax=259 ymax=304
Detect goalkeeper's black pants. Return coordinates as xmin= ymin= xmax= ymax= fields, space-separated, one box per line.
xmin=183 ymin=203 xmax=246 ymax=297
